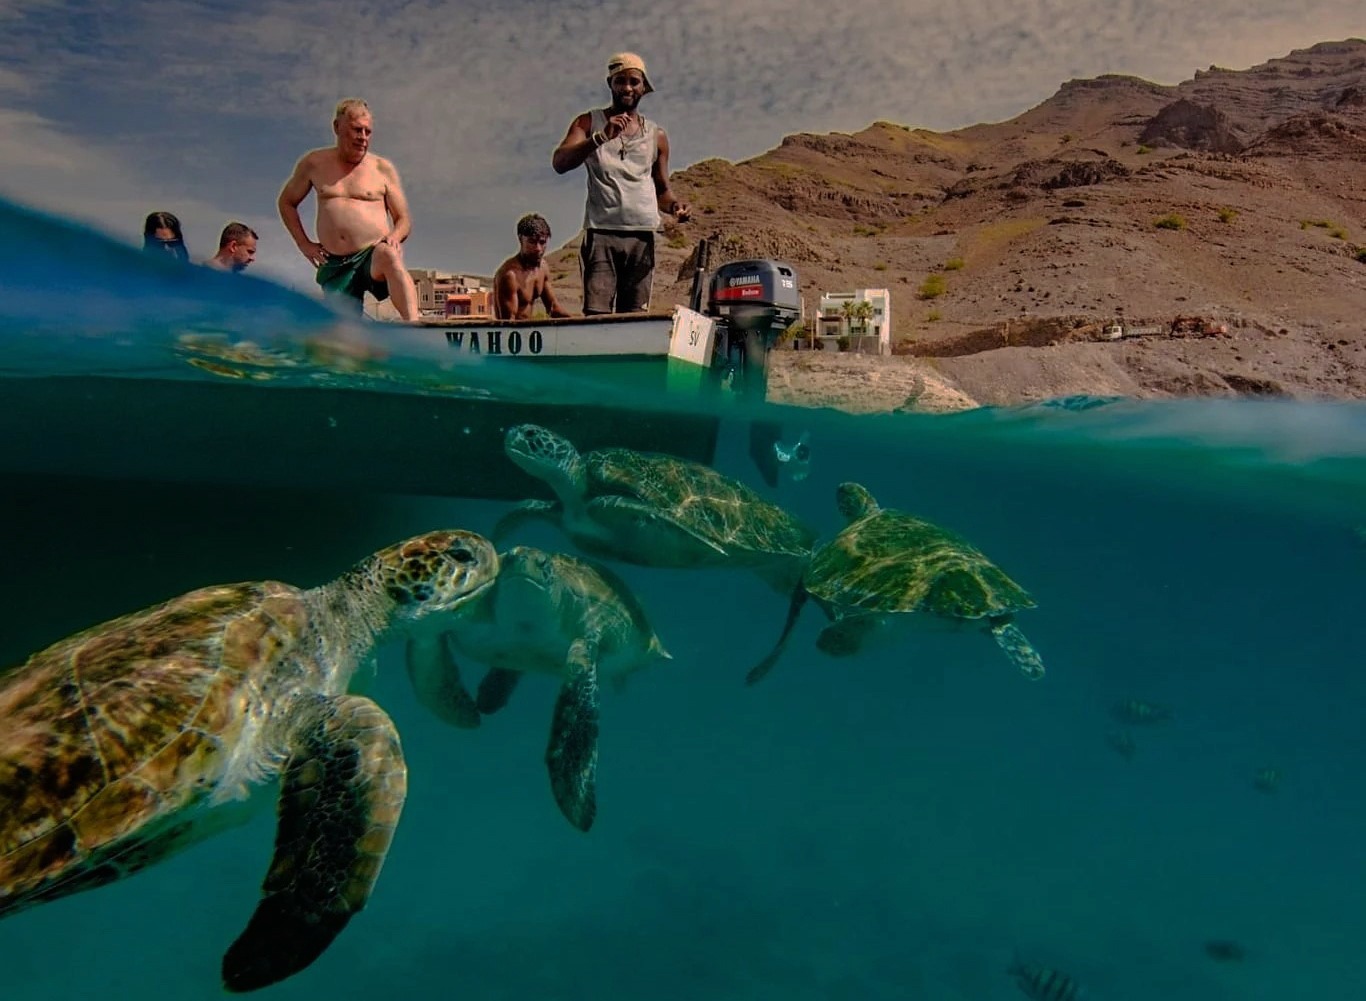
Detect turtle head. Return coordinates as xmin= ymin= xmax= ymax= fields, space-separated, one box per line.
xmin=498 ymin=545 xmax=557 ymax=589
xmin=369 ymin=529 xmax=500 ymax=623
xmin=835 ymin=482 xmax=879 ymax=523
xmin=505 ymin=424 xmax=587 ymax=504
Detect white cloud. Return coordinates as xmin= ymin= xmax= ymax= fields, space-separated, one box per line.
xmin=0 ymin=0 xmax=1362 ymax=277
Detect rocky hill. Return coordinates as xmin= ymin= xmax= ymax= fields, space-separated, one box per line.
xmin=542 ymin=39 xmax=1366 ymax=409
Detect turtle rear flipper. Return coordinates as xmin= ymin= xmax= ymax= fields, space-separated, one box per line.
xmin=988 ymin=618 xmax=1044 ymax=680
xmin=545 ymin=637 xmax=600 ymax=832
xmin=404 ymin=634 xmax=480 ymax=729
xmin=815 ymin=613 xmax=883 ymax=657
xmin=222 ymin=695 xmax=407 ymax=993
xmin=746 ymin=585 xmax=809 ymax=686
xmin=475 ymin=667 xmax=523 ymax=715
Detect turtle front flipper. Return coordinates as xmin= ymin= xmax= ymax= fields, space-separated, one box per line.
xmin=475 ymin=667 xmax=524 ymax=715
xmin=404 ymin=633 xmax=481 ymax=729
xmin=492 ymin=500 xmax=563 ymax=545
xmin=221 ymin=694 xmax=407 ymax=993
xmin=988 ymin=617 xmax=1044 ymax=680
xmin=591 ymin=495 xmax=731 ymax=563
xmin=545 ymin=637 xmax=600 ymax=832
xmin=746 ymin=585 xmax=809 ymax=686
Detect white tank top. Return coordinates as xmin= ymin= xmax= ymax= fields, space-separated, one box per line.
xmin=582 ymin=109 xmax=660 ymax=232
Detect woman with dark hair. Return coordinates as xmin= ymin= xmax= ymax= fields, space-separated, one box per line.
xmin=142 ymin=211 xmax=189 ymax=263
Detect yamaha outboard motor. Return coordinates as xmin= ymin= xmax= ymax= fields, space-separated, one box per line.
xmin=704 ymin=257 xmax=801 ymax=400
xmin=693 ymin=243 xmax=808 ymax=486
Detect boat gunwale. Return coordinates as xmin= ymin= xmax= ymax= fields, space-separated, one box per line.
xmin=414 ymin=310 xmax=676 ymax=329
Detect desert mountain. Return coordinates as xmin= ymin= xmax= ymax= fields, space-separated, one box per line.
xmin=543 ymin=39 xmax=1366 ymax=406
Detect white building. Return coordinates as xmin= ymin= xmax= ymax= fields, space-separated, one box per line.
xmin=816 ymin=288 xmax=892 ymax=353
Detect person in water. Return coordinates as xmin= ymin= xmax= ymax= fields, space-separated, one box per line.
xmin=492 ymin=213 xmax=571 ymax=320
xmin=142 ymin=211 xmax=189 ymax=263
xmin=204 ymin=222 xmax=258 ymax=273
xmin=551 ymin=52 xmax=690 ymax=315
xmin=277 ymin=98 xmax=420 ymax=321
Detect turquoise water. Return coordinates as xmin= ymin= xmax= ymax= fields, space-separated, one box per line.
xmin=2 ymin=196 xmax=1364 ymax=1000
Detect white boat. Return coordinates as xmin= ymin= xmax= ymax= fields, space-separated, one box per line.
xmin=421 ymin=311 xmax=677 ymax=359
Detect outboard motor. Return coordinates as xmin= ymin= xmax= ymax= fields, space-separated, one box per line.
xmin=687 ymin=242 xmax=807 ymax=487
xmin=772 ymin=430 xmax=812 ymax=482
xmin=703 ymin=257 xmax=801 ymax=401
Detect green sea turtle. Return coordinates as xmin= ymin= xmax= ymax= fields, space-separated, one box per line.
xmin=747 ymin=482 xmax=1043 ymax=684
xmin=496 ymin=423 xmax=817 ymax=592
xmin=0 ymin=529 xmax=499 ymax=993
xmin=407 ymin=545 xmax=670 ymax=832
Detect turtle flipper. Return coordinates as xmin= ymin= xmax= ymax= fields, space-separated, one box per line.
xmin=404 ymin=633 xmax=481 ymax=729
xmin=475 ymin=667 xmax=524 ymax=715
xmin=591 ymin=495 xmax=730 ymax=563
xmin=492 ymin=500 xmax=562 ymax=545
xmin=221 ymin=695 xmax=407 ymax=993
xmin=815 ymin=613 xmax=883 ymax=656
xmin=988 ymin=617 xmax=1044 ymax=680
xmin=545 ymin=637 xmax=600 ymax=832
xmin=746 ymin=585 xmax=809 ymax=686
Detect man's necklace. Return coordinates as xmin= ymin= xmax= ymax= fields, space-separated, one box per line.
xmin=617 ymin=117 xmax=647 ymax=160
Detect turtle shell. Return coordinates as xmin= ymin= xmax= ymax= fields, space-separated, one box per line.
xmin=534 ymin=549 xmax=662 ymax=650
xmin=0 ymin=581 xmax=310 ymax=913
xmin=586 ymin=448 xmax=816 ymax=559
xmin=805 ymin=510 xmax=1035 ymax=620
xmin=455 ymin=547 xmax=666 ymax=674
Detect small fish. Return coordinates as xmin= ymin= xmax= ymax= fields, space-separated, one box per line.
xmin=1010 ymin=960 xmax=1084 ymax=1001
xmin=1106 ymin=729 xmax=1137 ymax=760
xmin=1110 ymin=698 xmax=1171 ymax=726
xmin=1253 ymin=767 xmax=1281 ymax=793
xmin=1204 ymin=938 xmax=1247 ymax=962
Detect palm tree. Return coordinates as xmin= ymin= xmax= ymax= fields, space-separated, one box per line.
xmin=832 ymin=300 xmax=855 ymax=351
xmin=850 ymin=299 xmax=874 ymax=352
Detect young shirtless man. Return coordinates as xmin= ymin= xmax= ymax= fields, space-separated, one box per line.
xmin=492 ymin=213 xmax=572 ymax=320
xmin=277 ymin=98 xmax=420 ymax=321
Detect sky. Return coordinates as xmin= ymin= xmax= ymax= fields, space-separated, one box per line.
xmin=0 ymin=0 xmax=1360 ymax=295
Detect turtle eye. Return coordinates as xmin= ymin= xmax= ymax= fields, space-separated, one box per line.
xmin=451 ymin=547 xmax=474 ymax=564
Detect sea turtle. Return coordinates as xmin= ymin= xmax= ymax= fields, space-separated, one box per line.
xmin=496 ymin=423 xmax=817 ymax=592
xmin=0 ymin=529 xmax=499 ymax=993
xmin=747 ymin=482 xmax=1043 ymax=684
xmin=406 ymin=545 xmax=670 ymax=832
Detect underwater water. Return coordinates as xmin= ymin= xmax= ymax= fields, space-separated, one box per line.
xmin=1 ymin=196 xmax=1365 ymax=1001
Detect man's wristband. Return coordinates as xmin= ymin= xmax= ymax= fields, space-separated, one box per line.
xmin=590 ymin=130 xmax=607 ymax=148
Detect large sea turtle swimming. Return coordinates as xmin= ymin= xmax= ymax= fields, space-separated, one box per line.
xmin=406 ymin=545 xmax=670 ymax=832
xmin=747 ymin=482 xmax=1044 ymax=684
xmin=0 ymin=529 xmax=500 ymax=992
xmin=495 ymin=423 xmax=817 ymax=591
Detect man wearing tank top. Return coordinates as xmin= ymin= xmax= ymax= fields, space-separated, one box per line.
xmin=552 ymin=52 xmax=691 ymax=315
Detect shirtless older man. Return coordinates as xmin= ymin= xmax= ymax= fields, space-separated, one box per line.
xmin=278 ymin=98 xmax=419 ymax=321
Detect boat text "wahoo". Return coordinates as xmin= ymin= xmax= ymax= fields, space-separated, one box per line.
xmin=443 ymin=329 xmax=545 ymax=355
